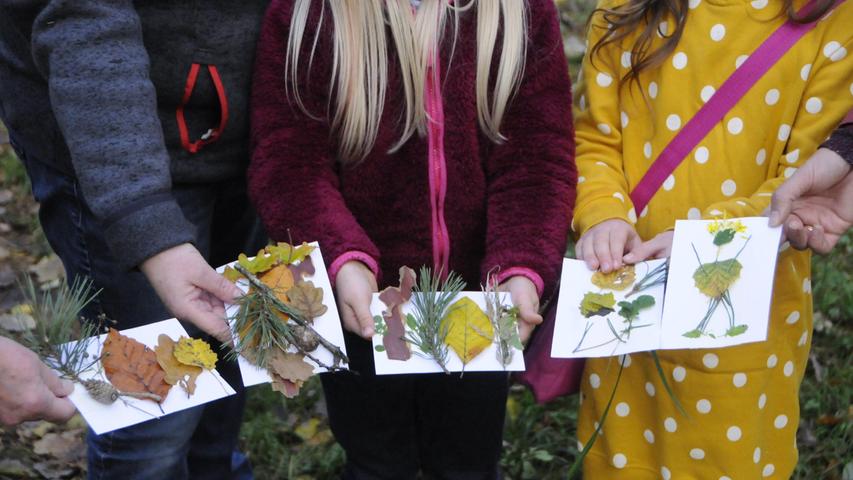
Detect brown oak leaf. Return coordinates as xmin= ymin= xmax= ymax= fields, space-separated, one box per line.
xmin=378 ymin=266 xmax=416 ymax=361
xmin=286 ymin=280 xmax=327 ymax=321
xmin=101 ymin=329 xmax=171 ymax=402
xmin=154 ymin=334 xmax=202 ymax=396
xmin=268 ymin=350 xmax=315 ymax=398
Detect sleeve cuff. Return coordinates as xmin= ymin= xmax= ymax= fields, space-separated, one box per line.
xmin=573 ymin=197 xmax=633 ymax=235
xmin=103 ymin=196 xmax=196 ymax=270
xmin=328 ymin=250 xmax=380 ymax=286
xmin=495 ymin=267 xmax=545 ymax=297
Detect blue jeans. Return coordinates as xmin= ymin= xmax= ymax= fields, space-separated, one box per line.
xmin=15 ymin=138 xmax=264 ymax=480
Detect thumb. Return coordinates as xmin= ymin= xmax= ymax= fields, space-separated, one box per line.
xmin=624 ymin=239 xmax=653 ymax=264
xmin=515 ymin=292 xmax=542 ymax=326
xmin=41 ymin=397 xmax=77 ymax=424
xmin=769 ymin=175 xmax=809 ymax=227
xmin=40 ymin=365 xmax=74 ymax=397
xmin=197 ymin=268 xmax=243 ymax=304
xmin=181 ymin=306 xmax=232 ymax=343
xmin=351 ymin=297 xmax=375 ymax=339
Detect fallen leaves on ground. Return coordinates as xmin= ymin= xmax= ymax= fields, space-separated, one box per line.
xmin=101 ymin=328 xmax=171 ymax=402
xmin=155 ymin=334 xmax=202 ymax=396
xmin=442 ymin=296 xmax=493 ymax=364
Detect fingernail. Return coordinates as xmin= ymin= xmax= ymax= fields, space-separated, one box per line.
xmin=362 ymin=327 xmax=374 ymax=338
xmin=768 ymin=212 xmax=780 ymax=227
xmin=623 ymin=253 xmax=634 ymax=263
xmin=61 ymin=379 xmax=75 ymax=395
xmin=602 ymin=263 xmax=610 ymax=272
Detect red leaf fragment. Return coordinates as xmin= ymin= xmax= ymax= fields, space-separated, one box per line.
xmin=379 ymin=266 xmax=416 ymax=361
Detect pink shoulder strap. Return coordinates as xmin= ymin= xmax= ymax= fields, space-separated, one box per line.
xmin=629 ymin=0 xmax=843 ymax=214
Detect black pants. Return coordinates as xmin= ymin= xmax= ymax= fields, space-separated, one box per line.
xmin=322 ymin=331 xmax=509 ymax=480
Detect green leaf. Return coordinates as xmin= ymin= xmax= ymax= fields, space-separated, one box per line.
xmin=374 ymin=345 xmax=386 ymax=353
xmin=580 ymin=292 xmax=616 ymax=318
xmin=634 ymin=295 xmax=655 ymax=309
xmin=406 ymin=313 xmax=417 ymax=331
xmin=682 ymin=329 xmax=703 ymax=338
xmin=713 ymin=229 xmax=736 ymax=246
xmin=725 ymin=324 xmax=748 ymax=336
xmin=693 ymin=259 xmax=743 ymax=298
xmin=532 ymin=450 xmax=554 ymax=462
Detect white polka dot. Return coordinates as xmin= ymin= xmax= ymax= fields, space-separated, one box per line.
xmin=753 ymin=447 xmax=762 ymax=463
xmin=700 ymin=85 xmax=715 ymax=103
xmin=803 ymin=278 xmax=811 ymax=293
xmin=801 ymin=63 xmax=812 ymax=81
xmin=613 ymin=192 xmax=625 ymax=202
xmin=689 ymin=0 xmax=701 ymax=7
xmin=736 ymin=200 xmax=747 ymax=206
xmin=697 ymin=399 xmax=712 ymax=414
xmin=620 ymin=354 xmax=632 ymax=367
xmin=627 ymin=207 xmax=637 ymax=224
xmin=598 ymin=123 xmax=612 ymax=135
xmin=578 ymin=176 xmax=585 ymax=184
xmin=576 ymin=440 xmax=583 ymax=451
xmin=596 ymin=161 xmax=608 ymax=167
xmin=645 ymin=381 xmax=656 ymax=396
xmin=798 ymin=330 xmax=808 ymax=346
xmin=727 ymin=426 xmax=742 ymax=441
xmin=643 ymin=142 xmax=653 ymax=159
xmin=616 ymin=402 xmax=630 ymax=417
xmin=785 ymin=149 xmax=800 ymax=164
xmin=805 ymin=97 xmax=823 ymax=114
xmin=763 ymin=464 xmax=775 ymax=477
xmin=594 ymin=421 xmax=602 ymax=434
xmin=781 ymin=241 xmax=791 ymax=252
xmin=621 ymin=111 xmax=629 ymax=128
xmin=721 ymin=477 xmax=733 ymax=480
xmin=721 ymin=179 xmax=737 ymax=196
xmin=663 ymin=174 xmax=676 ymax=191
xmin=649 ymin=82 xmax=659 ymax=99
xmin=690 ymin=448 xmax=706 ymax=460
xmin=596 ymin=72 xmax=613 ymax=87
xmin=751 ymin=0 xmax=768 ymax=8
xmin=785 ymin=167 xmax=797 ymax=178
xmin=756 ymin=148 xmax=767 ymax=165
xmin=733 ymin=373 xmax=747 ymax=388
xmin=664 ymin=417 xmax=677 ymax=432
xmin=774 ymin=414 xmax=788 ymax=429
xmin=661 ymin=466 xmax=672 ymax=480
xmin=612 ymin=453 xmax=627 ymax=468
xmin=735 ymin=54 xmax=749 ymax=68
xmin=659 ymin=22 xmax=669 ymax=37
xmin=579 ymin=95 xmax=586 ymax=110
xmin=589 ymin=373 xmax=601 ymax=389
xmin=710 ymin=24 xmax=726 ymax=41
xmin=709 ymin=209 xmax=723 ymax=216
xmin=621 ymin=51 xmax=632 ymax=69
xmin=758 ymin=393 xmax=767 ymax=409
xmin=783 ymin=361 xmax=794 ymax=377
xmin=644 ymin=429 xmax=655 ymax=443
xmin=688 ymin=207 xmax=702 ymax=220
xmin=666 ymin=114 xmax=682 ymax=131
xmin=778 ymin=124 xmax=791 ymax=141
xmin=823 ymin=41 xmax=847 ymax=61
xmin=673 ymin=52 xmax=688 ymax=70
xmin=672 ymin=366 xmax=686 ymax=382
xmin=765 ymin=89 xmax=780 ymax=105
xmin=702 ymin=353 xmax=719 ymax=368
xmin=640 ymin=205 xmax=649 ymax=218
xmin=786 ymin=311 xmax=800 ymax=324
xmin=767 ymin=354 xmax=778 ymax=368
xmin=727 ymin=117 xmax=743 ymax=134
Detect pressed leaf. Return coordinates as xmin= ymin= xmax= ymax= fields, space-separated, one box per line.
xmin=269 ymin=350 xmax=314 ymax=398
xmin=713 ymin=229 xmax=737 ymax=246
xmin=154 ymin=334 xmax=202 ymax=396
xmin=441 ymin=297 xmax=494 ymax=364
xmin=726 ymin=324 xmax=748 ymax=336
xmin=223 ymin=266 xmax=242 ymax=283
xmin=288 ymin=256 xmax=316 ymax=281
xmin=173 ymin=337 xmax=218 ymax=370
xmin=255 ymin=264 xmax=295 ymax=324
xmin=580 ymin=292 xmax=616 ymax=318
xmin=378 ymin=267 xmax=417 ymax=361
xmin=237 ymin=251 xmax=277 ymax=275
xmin=268 ymin=242 xmax=315 ymax=266
xmin=101 ymin=329 xmax=171 ymax=402
xmin=693 ymin=259 xmax=742 ymax=298
xmin=591 ymin=265 xmax=636 ymax=291
xmin=287 ymin=280 xmax=327 ymax=320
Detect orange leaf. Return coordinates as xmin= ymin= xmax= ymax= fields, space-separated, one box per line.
xmin=101 ymin=329 xmax=171 ymax=402
xmin=154 ymin=334 xmax=202 ymax=396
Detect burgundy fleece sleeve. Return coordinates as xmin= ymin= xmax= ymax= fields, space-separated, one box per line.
xmin=249 ymin=0 xmax=380 ymax=275
xmin=480 ymin=0 xmax=576 ymax=298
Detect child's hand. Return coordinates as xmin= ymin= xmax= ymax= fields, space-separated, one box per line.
xmin=499 ymin=276 xmax=543 ymax=343
xmin=623 ymin=230 xmax=674 ymax=263
xmin=575 ymin=219 xmax=642 ymax=272
xmin=334 ymin=260 xmax=379 ymax=339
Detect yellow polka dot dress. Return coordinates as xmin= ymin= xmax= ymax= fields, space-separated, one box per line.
xmin=572 ymin=0 xmax=853 ymax=478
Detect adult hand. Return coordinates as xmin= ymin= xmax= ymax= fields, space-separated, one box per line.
xmin=623 ymin=230 xmax=674 ymax=264
xmin=499 ymin=276 xmax=542 ymax=343
xmin=334 ymin=261 xmax=378 ymax=339
xmin=140 ymin=243 xmax=241 ymax=342
xmin=0 ymin=336 xmax=76 ymax=426
xmin=575 ymin=219 xmax=642 ymax=272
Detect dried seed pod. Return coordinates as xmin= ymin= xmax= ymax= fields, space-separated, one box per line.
xmin=289 ymin=324 xmax=320 ymax=352
xmin=83 ymin=379 xmax=119 ymax=404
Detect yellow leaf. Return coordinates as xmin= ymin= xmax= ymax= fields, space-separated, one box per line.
xmin=591 ymin=265 xmax=635 ymax=291
xmin=269 ymin=242 xmax=315 ymax=265
xmin=154 ymin=334 xmax=202 ymax=396
xmin=441 ymin=297 xmax=494 ymax=364
xmin=294 ymin=418 xmax=321 ymax=441
xmin=173 ymin=337 xmax=218 ymax=370
xmin=222 ymin=266 xmax=242 ymax=283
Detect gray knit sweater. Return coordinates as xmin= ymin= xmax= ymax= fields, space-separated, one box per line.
xmin=0 ymin=0 xmax=269 ymax=269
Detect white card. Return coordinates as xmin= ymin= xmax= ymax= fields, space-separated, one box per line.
xmin=370 ymin=291 xmax=526 ymax=375
xmin=551 ymin=258 xmax=667 ymax=358
xmin=65 ymin=318 xmax=236 ymax=436
xmin=221 ymin=242 xmax=348 ymax=387
xmin=660 ymin=217 xmax=782 ymax=349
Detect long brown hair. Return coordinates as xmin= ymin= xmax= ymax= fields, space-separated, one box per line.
xmin=591 ymin=0 xmax=837 ymax=89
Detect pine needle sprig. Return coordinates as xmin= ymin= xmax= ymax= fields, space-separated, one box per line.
xmin=483 ymin=270 xmax=522 ymax=368
xmin=404 ymin=266 xmax=466 ymax=374
xmin=624 ymin=261 xmax=668 ymax=298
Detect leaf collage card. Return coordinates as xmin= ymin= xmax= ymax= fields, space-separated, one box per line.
xmin=371 ymin=267 xmax=525 ymax=374
xmin=551 ymin=217 xmax=782 ymax=358
xmin=62 ymin=318 xmax=236 ymax=435
xmin=221 ymin=242 xmax=349 ymax=396
xmin=551 ymin=259 xmax=667 ymax=358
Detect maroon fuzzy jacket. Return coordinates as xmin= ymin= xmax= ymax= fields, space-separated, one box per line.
xmin=250 ymin=0 xmax=576 ymax=296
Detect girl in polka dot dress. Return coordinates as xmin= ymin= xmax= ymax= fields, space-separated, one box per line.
xmin=572 ymin=0 xmax=852 ymax=477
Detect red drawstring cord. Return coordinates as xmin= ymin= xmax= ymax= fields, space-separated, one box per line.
xmin=176 ymin=63 xmax=229 ymax=154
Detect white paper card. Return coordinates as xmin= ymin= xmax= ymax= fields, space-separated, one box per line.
xmin=65 ymin=318 xmax=236 ymax=435
xmin=660 ymin=217 xmax=782 ymax=349
xmin=371 ymin=291 xmax=526 ymax=374
xmin=221 ymin=242 xmax=348 ymax=387
xmin=551 ymin=258 xmax=667 ymax=358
